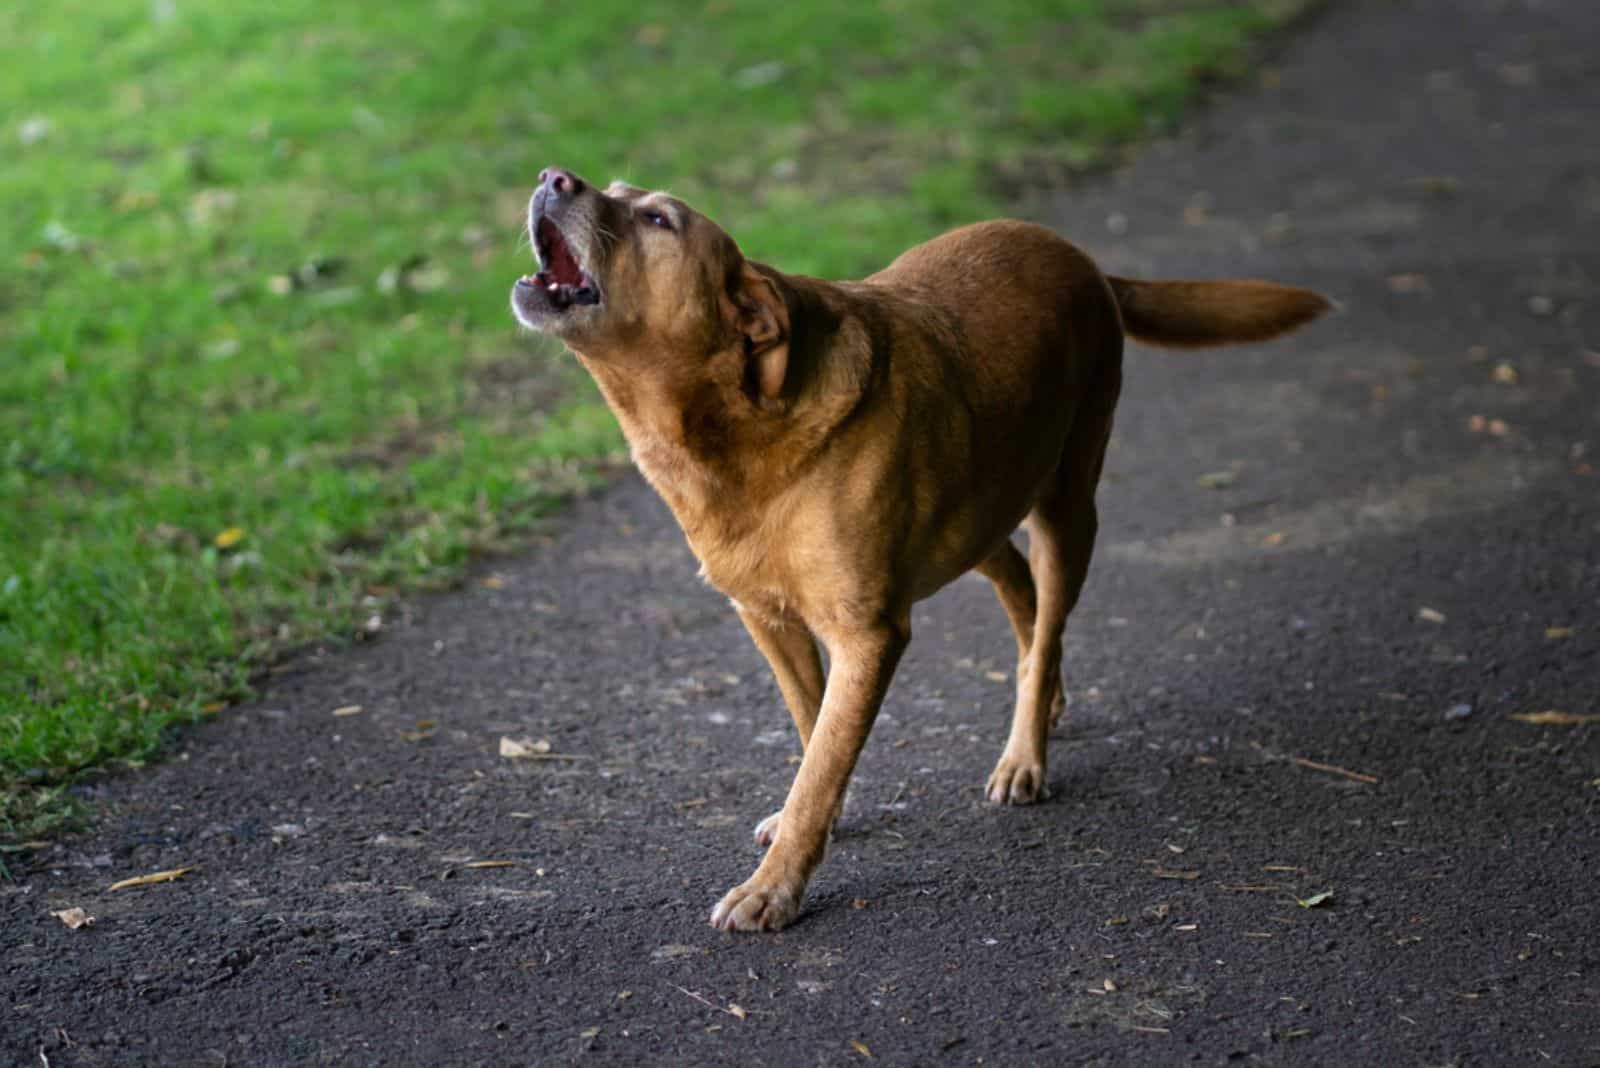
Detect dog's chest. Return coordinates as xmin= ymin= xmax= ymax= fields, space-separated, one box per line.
xmin=646 ymin=473 xmax=797 ymax=620
xmin=692 ymin=529 xmax=793 ymax=617
xmin=620 ymin=416 xmax=806 ymax=621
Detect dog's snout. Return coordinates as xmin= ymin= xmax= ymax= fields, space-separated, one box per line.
xmin=539 ymin=167 xmax=584 ymax=198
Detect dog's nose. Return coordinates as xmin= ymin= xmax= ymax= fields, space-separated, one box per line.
xmin=538 ymin=167 xmax=584 ymax=198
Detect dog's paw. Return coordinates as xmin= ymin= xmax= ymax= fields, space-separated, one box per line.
xmin=1048 ymin=685 xmax=1069 ymax=729
xmin=753 ymin=810 xmax=783 ymax=848
xmin=986 ymin=756 xmax=1049 ymax=805
xmin=755 ymin=795 xmax=847 ymax=848
xmin=709 ymin=877 xmax=802 ymax=932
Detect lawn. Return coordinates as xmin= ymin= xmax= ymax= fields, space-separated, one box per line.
xmin=0 ymin=0 xmax=1311 ymax=833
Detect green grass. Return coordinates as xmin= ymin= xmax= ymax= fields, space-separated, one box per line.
xmin=0 ymin=0 xmax=1309 ymax=834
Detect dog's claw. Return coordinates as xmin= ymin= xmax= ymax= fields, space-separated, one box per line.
xmin=985 ymin=757 xmax=1049 ymax=805
xmin=710 ymin=878 xmax=801 ymax=932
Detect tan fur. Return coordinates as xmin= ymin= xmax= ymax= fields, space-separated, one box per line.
xmin=510 ymin=170 xmax=1331 ymax=931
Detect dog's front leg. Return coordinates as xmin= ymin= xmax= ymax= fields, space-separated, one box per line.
xmin=710 ymin=617 xmax=909 ymax=931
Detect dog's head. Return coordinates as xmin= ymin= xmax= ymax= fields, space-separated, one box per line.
xmin=510 ymin=167 xmax=790 ymax=399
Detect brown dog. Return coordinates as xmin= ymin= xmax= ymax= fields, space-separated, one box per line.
xmin=510 ymin=167 xmax=1330 ymax=931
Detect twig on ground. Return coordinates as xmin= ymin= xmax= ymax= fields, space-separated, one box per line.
xmin=1291 ymin=757 xmax=1378 ymax=784
xmin=671 ymin=984 xmax=750 ymax=1020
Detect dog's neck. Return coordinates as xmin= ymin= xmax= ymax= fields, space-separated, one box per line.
xmin=575 ymin=269 xmax=877 ymax=534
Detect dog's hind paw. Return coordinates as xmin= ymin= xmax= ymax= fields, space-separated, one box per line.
xmin=986 ymin=756 xmax=1049 ymax=805
xmin=752 ymin=799 xmax=844 ymax=850
xmin=753 ymin=810 xmax=783 ymax=848
xmin=710 ymin=877 xmax=802 ymax=932
xmin=1048 ymin=686 xmax=1069 ymax=729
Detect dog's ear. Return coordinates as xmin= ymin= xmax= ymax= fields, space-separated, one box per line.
xmin=726 ymin=263 xmax=790 ymax=402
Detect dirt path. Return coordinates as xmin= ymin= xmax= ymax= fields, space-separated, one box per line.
xmin=7 ymin=0 xmax=1598 ymax=1063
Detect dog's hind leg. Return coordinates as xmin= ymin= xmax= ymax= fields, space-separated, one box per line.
xmin=985 ymin=356 xmax=1120 ymax=805
xmin=737 ymin=606 xmax=825 ymax=847
xmin=976 ymin=542 xmax=1035 ymax=665
xmin=976 ymin=542 xmax=1065 ymax=727
xmin=984 ymin=511 xmax=1071 ymax=805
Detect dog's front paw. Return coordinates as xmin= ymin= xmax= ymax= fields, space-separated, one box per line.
xmin=753 ymin=810 xmax=783 ymax=848
xmin=986 ymin=756 xmax=1049 ymax=805
xmin=709 ymin=876 xmax=803 ymax=932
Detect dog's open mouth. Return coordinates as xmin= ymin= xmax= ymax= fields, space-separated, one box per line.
xmin=518 ymin=216 xmax=601 ymax=311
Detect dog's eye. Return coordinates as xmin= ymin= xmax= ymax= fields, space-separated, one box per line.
xmin=641 ymin=209 xmax=674 ymax=231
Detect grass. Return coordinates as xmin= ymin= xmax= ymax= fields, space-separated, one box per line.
xmin=0 ymin=0 xmax=1311 ymax=835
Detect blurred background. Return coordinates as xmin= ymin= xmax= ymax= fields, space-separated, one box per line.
xmin=0 ymin=0 xmax=1312 ymax=830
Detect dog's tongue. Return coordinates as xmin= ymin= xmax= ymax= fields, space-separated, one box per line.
xmin=538 ymin=217 xmax=584 ymax=287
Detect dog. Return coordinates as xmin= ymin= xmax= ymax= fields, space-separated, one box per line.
xmin=510 ymin=167 xmax=1330 ymax=931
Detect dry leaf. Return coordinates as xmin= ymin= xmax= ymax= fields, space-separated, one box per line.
xmin=1386 ymin=273 xmax=1430 ymax=294
xmin=480 ymin=575 xmax=505 ymax=589
xmin=984 ymin=670 xmax=1008 ymax=682
xmin=332 ymin=704 xmax=364 ymax=717
xmin=1262 ymin=531 xmax=1286 ymax=548
xmin=1544 ymin=627 xmax=1574 ymax=640
xmin=727 ymin=1004 xmax=748 ymax=1020
xmin=213 ymin=526 xmax=245 ymax=549
xmin=1417 ymin=607 xmax=1447 ymax=624
xmin=1491 ymin=362 xmax=1519 ymax=385
xmin=500 ymin=736 xmax=552 ymax=758
xmin=850 ymin=1040 xmax=873 ymax=1058
xmin=1498 ymin=62 xmax=1536 ymax=86
xmin=108 ymin=866 xmax=193 ymax=891
xmin=1297 ymin=890 xmax=1335 ymax=909
xmin=1510 ymin=711 xmax=1599 ymax=725
xmin=51 ymin=907 xmax=94 ymax=929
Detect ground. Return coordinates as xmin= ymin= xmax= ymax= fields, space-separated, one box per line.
xmin=5 ymin=0 xmax=1598 ymax=1064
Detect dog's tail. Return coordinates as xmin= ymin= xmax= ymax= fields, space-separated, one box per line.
xmin=1107 ymin=276 xmax=1332 ymax=349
